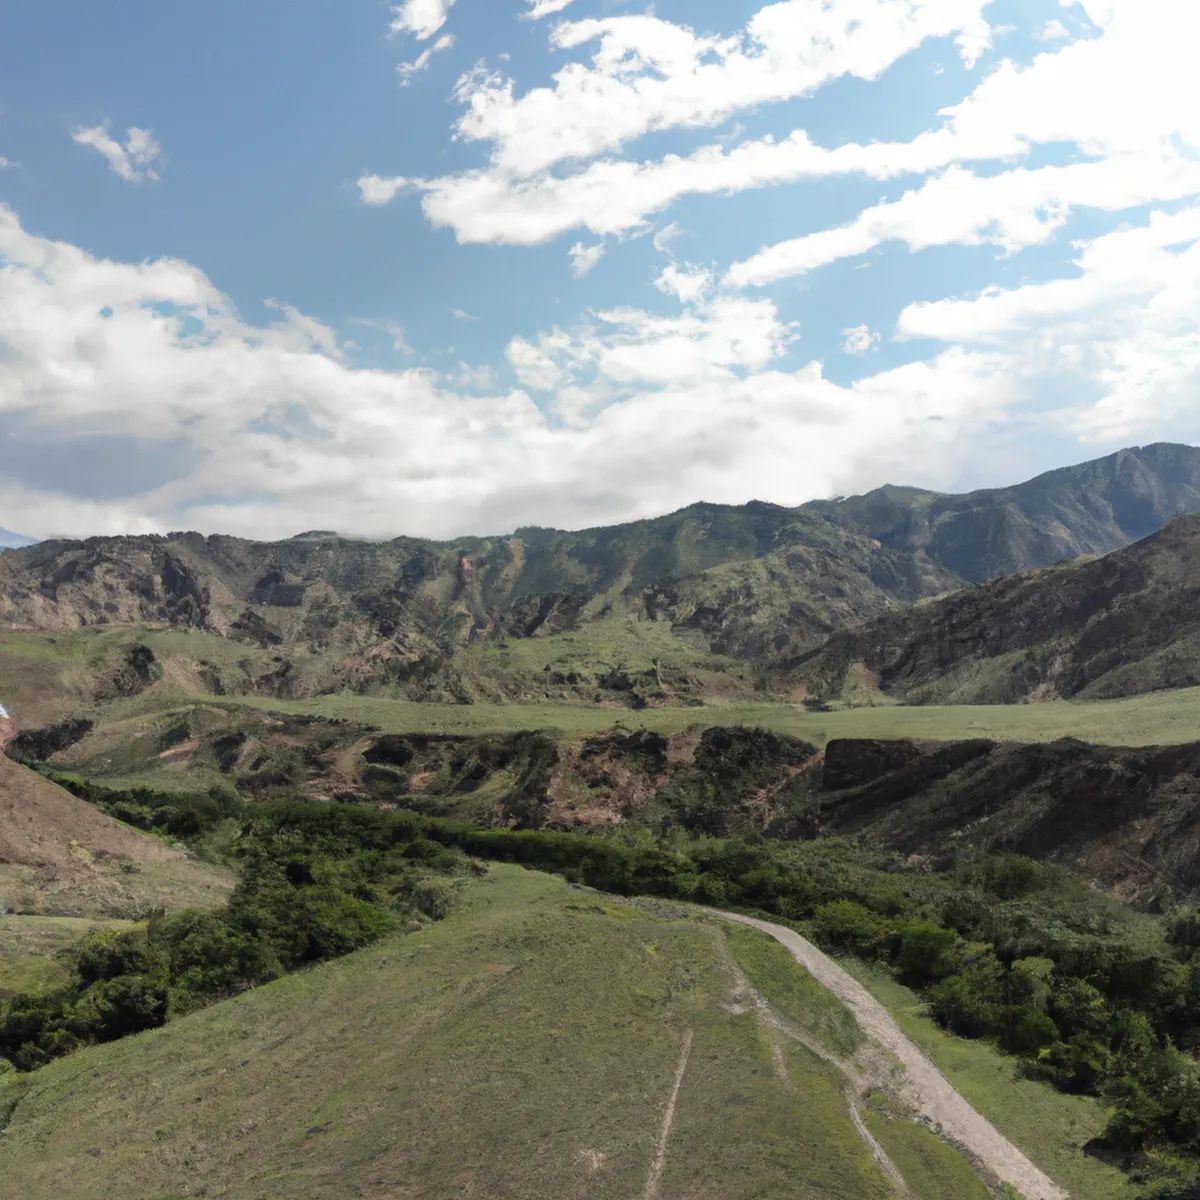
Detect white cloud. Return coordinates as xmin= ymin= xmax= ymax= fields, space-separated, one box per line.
xmin=456 ymin=3 xmax=991 ymax=178
xmin=397 ymin=33 xmax=454 ymax=83
xmin=653 ymin=223 xmax=682 ymax=254
xmin=0 ymin=157 xmax=11 ymax=170
xmin=655 ymin=263 xmax=711 ymax=304
xmin=526 ymin=0 xmax=579 ymax=17
xmin=507 ymin=296 xmax=797 ymax=391
xmin=727 ymin=155 xmax=1200 ymax=286
xmin=0 ymin=205 xmax=1022 ymax=541
xmin=727 ymin=0 xmax=1200 ymax=285
xmin=363 ymin=0 xmax=993 ymax=241
xmin=358 ymin=174 xmax=408 ymax=205
xmin=451 ymin=307 xmax=478 ymax=321
xmin=365 ymin=0 xmax=1200 ymax=283
xmin=448 ymin=362 xmax=500 ymax=390
xmin=842 ymin=325 xmax=879 ymax=355
xmin=264 ymin=300 xmax=345 ymax=361
xmin=506 ymin=333 xmax=568 ymax=391
xmin=895 ymin=202 xmax=1200 ymax=441
xmin=1035 ymin=18 xmax=1072 ymax=40
xmin=72 ymin=123 xmax=163 ymax=183
xmin=568 ymin=240 xmax=605 ymax=276
xmin=391 ymin=0 xmax=456 ymax=40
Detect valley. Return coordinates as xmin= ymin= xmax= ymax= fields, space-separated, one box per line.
xmin=0 ymin=864 xmax=1128 ymax=1200
xmin=6 ymin=442 xmax=1200 ymax=1198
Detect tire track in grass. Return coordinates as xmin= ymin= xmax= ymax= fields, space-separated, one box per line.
xmin=715 ymin=911 xmax=1068 ymax=1200
xmin=642 ymin=1029 xmax=694 ymax=1200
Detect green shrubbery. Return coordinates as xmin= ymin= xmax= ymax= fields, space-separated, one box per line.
xmin=0 ymin=802 xmax=471 ymax=1072
xmin=39 ymin=769 xmax=243 ymax=841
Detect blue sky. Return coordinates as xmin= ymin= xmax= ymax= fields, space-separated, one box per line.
xmin=0 ymin=0 xmax=1198 ymax=539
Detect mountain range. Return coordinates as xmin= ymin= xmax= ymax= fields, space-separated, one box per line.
xmin=1 ymin=442 xmax=1199 ymax=706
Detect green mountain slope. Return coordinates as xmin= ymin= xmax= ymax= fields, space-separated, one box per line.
xmin=812 ymin=441 xmax=1200 ymax=581
xmin=0 ymin=864 xmax=1007 ymax=1200
xmin=790 ymin=512 xmax=1200 ymax=705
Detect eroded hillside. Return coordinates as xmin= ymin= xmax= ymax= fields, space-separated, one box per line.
xmin=789 ymin=512 xmax=1200 ymax=706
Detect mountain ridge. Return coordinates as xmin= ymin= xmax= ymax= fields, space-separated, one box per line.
xmin=790 ymin=510 xmax=1200 ymax=706
xmin=1 ymin=441 xmax=1198 ymax=706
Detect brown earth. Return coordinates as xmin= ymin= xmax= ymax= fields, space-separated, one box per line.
xmin=0 ymin=754 xmax=232 ymax=917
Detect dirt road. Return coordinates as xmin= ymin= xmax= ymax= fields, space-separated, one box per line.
xmin=718 ymin=911 xmax=1069 ymax=1200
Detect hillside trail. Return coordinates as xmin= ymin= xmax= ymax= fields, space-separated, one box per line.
xmin=714 ymin=910 xmax=1069 ymax=1200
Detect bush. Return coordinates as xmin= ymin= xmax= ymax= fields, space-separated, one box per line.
xmin=811 ymin=900 xmax=887 ymax=957
xmin=412 ymin=878 xmax=457 ymax=921
xmin=894 ymin=921 xmax=961 ymax=987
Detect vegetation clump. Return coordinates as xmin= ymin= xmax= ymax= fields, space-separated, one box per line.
xmin=0 ymin=801 xmax=471 ymax=1071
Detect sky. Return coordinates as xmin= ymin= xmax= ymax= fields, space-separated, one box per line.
xmin=0 ymin=0 xmax=1198 ymax=541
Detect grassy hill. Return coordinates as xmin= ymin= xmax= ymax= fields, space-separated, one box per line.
xmin=0 ymin=755 xmax=232 ymax=1011
xmin=789 ymin=513 xmax=1200 ymax=706
xmin=0 ymin=863 xmax=1125 ymax=1200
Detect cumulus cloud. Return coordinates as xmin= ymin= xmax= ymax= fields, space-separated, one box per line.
xmin=397 ymin=33 xmax=455 ymax=84
xmin=842 ymin=325 xmax=879 ymax=355
xmin=0 ymin=205 xmax=1023 ymax=541
xmin=1035 ymin=19 xmax=1072 ymax=41
xmin=72 ymin=123 xmax=163 ymax=183
xmin=655 ymin=263 xmax=711 ymax=304
xmin=568 ymin=240 xmax=605 ymax=276
xmin=358 ymin=174 xmax=408 ymax=206
xmin=391 ymin=0 xmax=456 ymax=40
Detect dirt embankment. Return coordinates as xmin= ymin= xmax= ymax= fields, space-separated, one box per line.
xmin=0 ymin=755 xmax=182 ymax=874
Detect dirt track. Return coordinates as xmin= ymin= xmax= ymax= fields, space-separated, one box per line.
xmin=718 ymin=911 xmax=1069 ymax=1200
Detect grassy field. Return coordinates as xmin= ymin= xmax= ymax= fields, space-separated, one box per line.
xmin=861 ymin=1106 xmax=993 ymax=1200
xmin=219 ymin=684 xmax=1200 ymax=747
xmin=0 ymin=915 xmax=134 ymax=998
xmin=0 ymin=865 xmax=997 ymax=1200
xmin=9 ymin=620 xmax=1200 ymax=752
xmin=722 ymin=920 xmax=864 ymax=1059
xmin=843 ymin=961 xmax=1137 ymax=1200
